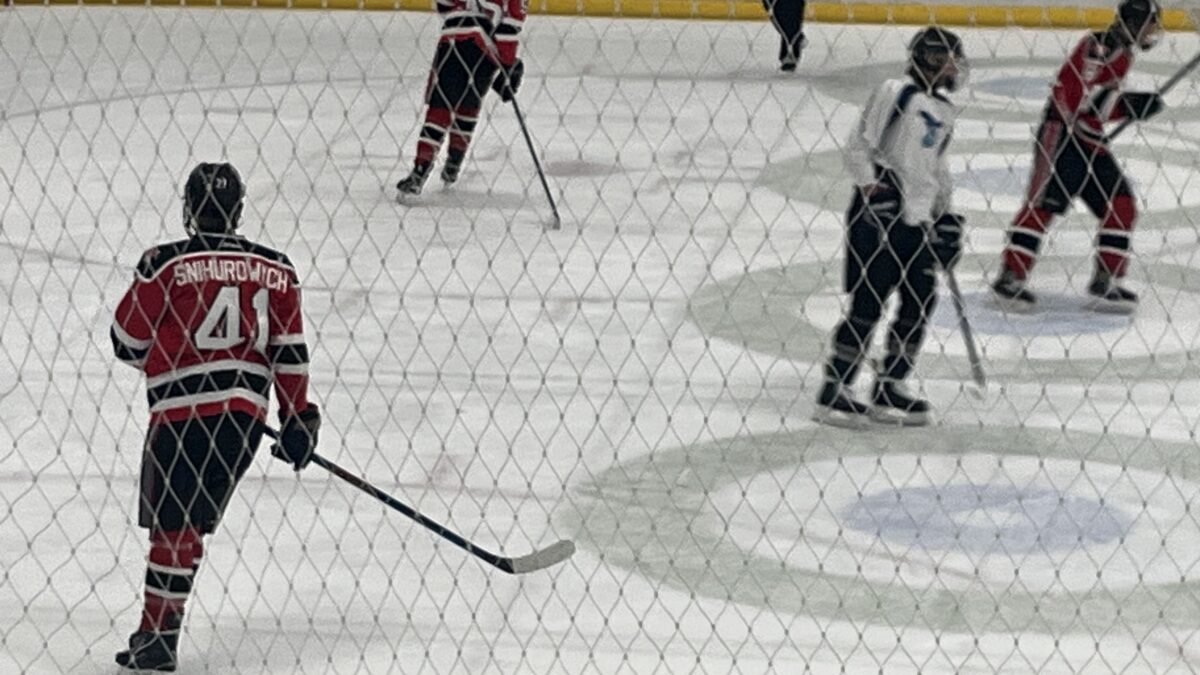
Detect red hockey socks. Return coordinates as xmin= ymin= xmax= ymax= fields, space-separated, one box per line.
xmin=1097 ymin=193 xmax=1136 ymax=277
xmin=1002 ymin=204 xmax=1054 ymax=279
xmin=140 ymin=528 xmax=201 ymax=634
xmin=415 ymin=107 xmax=452 ymax=166
xmin=449 ymin=106 xmax=480 ymax=154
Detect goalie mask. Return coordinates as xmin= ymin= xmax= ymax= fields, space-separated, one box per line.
xmin=908 ymin=26 xmax=969 ymax=93
xmin=184 ymin=162 xmax=245 ymax=235
xmin=1117 ymin=0 xmax=1162 ymax=50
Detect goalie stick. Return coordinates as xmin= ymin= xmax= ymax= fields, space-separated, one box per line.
xmin=265 ymin=427 xmax=576 ymax=574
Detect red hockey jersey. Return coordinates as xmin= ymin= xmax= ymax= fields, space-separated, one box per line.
xmin=435 ymin=0 xmax=526 ymax=65
xmin=111 ymin=233 xmax=310 ymax=425
xmin=1046 ymin=31 xmax=1135 ymax=142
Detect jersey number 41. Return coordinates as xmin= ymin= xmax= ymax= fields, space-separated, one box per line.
xmin=194 ymin=285 xmax=269 ymax=353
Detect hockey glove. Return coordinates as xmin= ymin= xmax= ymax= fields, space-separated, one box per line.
xmin=1118 ymin=92 xmax=1164 ymax=121
xmin=931 ymin=213 xmax=965 ymax=270
xmin=491 ymin=59 xmax=524 ymax=103
xmin=273 ymin=403 xmax=321 ymax=471
xmin=858 ymin=183 xmax=902 ymax=227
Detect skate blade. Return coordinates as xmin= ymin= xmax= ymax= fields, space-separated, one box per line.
xmin=1086 ymin=297 xmax=1137 ymax=315
xmin=988 ymin=292 xmax=1035 ymax=314
xmin=869 ymin=406 xmax=930 ymax=427
xmin=811 ymin=406 xmax=871 ymax=430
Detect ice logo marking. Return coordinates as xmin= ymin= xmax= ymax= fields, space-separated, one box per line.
xmin=841 ymin=483 xmax=1131 ymax=554
xmin=971 ymin=75 xmax=1051 ymax=100
xmin=919 ymin=111 xmax=943 ymax=148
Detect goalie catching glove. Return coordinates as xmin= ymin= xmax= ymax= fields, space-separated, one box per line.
xmin=491 ymin=59 xmax=524 ymax=102
xmin=931 ymin=213 xmax=964 ymax=270
xmin=273 ymin=403 xmax=321 ymax=471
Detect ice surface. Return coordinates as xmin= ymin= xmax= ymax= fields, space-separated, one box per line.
xmin=2 ymin=6 xmax=1200 ymax=673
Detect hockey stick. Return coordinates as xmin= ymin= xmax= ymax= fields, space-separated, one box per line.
xmin=942 ymin=265 xmax=988 ymax=399
xmin=264 ymin=428 xmax=576 ymax=574
xmin=508 ymin=95 xmax=562 ymax=230
xmin=927 ymin=218 xmax=988 ymax=399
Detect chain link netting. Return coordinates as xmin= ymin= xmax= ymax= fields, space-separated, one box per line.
xmin=3 ymin=2 xmax=1200 ymax=672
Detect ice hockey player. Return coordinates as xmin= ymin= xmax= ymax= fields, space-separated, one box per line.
xmin=763 ymin=0 xmax=806 ymax=72
xmin=110 ymin=163 xmax=321 ymax=671
xmin=396 ymin=0 xmax=527 ymax=197
xmin=993 ymin=0 xmax=1164 ymax=314
xmin=813 ymin=27 xmax=967 ymax=428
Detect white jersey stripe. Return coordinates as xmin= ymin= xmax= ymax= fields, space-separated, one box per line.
xmin=147 ymin=561 xmax=194 ymax=577
xmin=146 ymin=360 xmax=272 ymax=388
xmin=144 ymin=586 xmax=192 ymax=601
xmin=1007 ymin=242 xmax=1039 ymax=257
xmin=149 ymin=389 xmax=269 ymax=414
xmin=111 ymin=322 xmax=152 ymax=350
xmin=268 ymin=333 xmax=307 ymax=346
xmin=1007 ymin=227 xmax=1046 ymax=241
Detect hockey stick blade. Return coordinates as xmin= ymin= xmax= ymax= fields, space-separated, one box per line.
xmin=265 ymin=427 xmax=574 ymax=574
xmin=503 ymin=539 xmax=577 ymax=574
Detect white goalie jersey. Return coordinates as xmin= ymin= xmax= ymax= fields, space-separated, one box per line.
xmin=844 ymin=78 xmax=958 ymax=225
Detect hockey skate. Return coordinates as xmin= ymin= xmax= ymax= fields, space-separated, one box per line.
xmin=1087 ymin=271 xmax=1138 ymax=314
xmin=396 ymin=162 xmax=432 ymax=200
xmin=441 ymin=150 xmax=464 ymax=186
xmin=779 ymin=36 xmax=807 ymax=72
xmin=116 ymin=631 xmax=179 ymax=672
xmin=991 ymin=267 xmax=1036 ymax=313
xmin=812 ymin=381 xmax=871 ymax=429
xmin=870 ymin=379 xmax=930 ymax=427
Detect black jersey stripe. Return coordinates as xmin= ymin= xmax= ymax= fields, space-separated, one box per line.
xmin=147 ymin=369 xmax=271 ymax=406
xmin=267 ymin=343 xmax=309 ymax=366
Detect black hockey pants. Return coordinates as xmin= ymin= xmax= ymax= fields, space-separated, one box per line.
xmin=826 ymin=191 xmax=939 ymax=385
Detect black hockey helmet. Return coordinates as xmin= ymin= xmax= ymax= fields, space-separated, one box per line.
xmin=908 ymin=26 xmax=968 ymax=93
xmin=184 ymin=162 xmax=244 ymax=234
xmin=1116 ymin=0 xmax=1162 ymax=49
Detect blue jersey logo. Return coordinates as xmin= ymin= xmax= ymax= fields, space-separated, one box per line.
xmin=919 ymin=111 xmax=944 ymax=148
